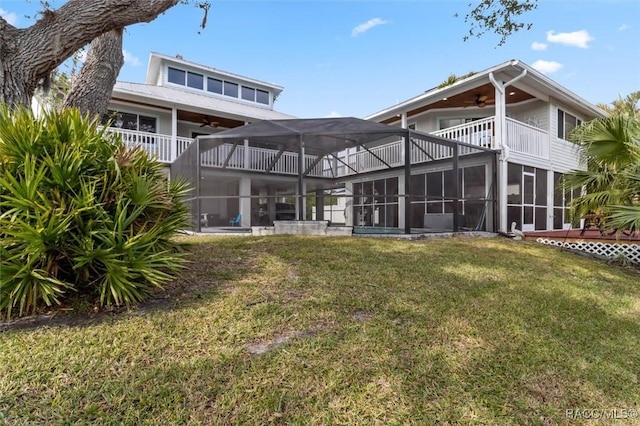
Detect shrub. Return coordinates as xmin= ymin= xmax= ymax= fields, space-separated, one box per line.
xmin=0 ymin=106 xmax=190 ymax=318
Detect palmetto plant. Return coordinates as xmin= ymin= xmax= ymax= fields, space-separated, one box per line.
xmin=0 ymin=106 xmax=191 ymax=318
xmin=566 ymin=113 xmax=640 ymax=233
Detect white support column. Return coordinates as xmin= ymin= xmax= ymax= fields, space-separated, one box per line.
xmin=244 ymin=139 xmax=250 ymax=169
xmin=400 ymin=112 xmax=407 ymax=161
xmin=490 ymin=68 xmax=526 ymax=233
xmin=244 ymin=121 xmax=250 ymax=169
xmin=301 ymin=180 xmax=307 ymax=220
xmin=547 ymin=169 xmax=555 ymax=230
xmin=398 ymin=177 xmax=405 ymax=230
xmin=171 ymin=107 xmax=178 ymax=161
xmin=497 ymin=148 xmax=509 ymax=234
xmin=239 ymin=177 xmax=251 ymax=227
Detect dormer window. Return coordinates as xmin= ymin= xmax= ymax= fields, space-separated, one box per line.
xmin=187 ymin=72 xmax=204 ymax=90
xmin=168 ymin=67 xmax=185 ymax=85
xmin=207 ymin=77 xmax=222 ymax=94
xmin=256 ymin=89 xmax=269 ymax=105
xmin=242 ymin=86 xmax=256 ymax=102
xmin=223 ymin=81 xmax=238 ymax=97
xmin=164 ymin=64 xmax=273 ymax=106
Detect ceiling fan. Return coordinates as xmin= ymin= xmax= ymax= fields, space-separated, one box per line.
xmin=200 ymin=116 xmax=220 ymax=128
xmin=464 ymin=94 xmax=495 ymax=108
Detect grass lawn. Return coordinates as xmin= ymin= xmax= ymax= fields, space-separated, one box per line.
xmin=1 ymin=236 xmax=639 ymax=425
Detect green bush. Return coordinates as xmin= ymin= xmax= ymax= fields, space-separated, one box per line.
xmin=0 ymin=106 xmax=190 ymax=318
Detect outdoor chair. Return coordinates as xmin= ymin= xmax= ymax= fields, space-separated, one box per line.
xmin=229 ymin=214 xmax=241 ymax=226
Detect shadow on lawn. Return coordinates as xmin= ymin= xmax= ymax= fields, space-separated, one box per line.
xmin=0 ymin=240 xmax=256 ymax=333
xmin=2 ymin=236 xmax=639 ymax=423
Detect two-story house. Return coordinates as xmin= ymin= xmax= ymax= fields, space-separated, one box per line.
xmin=107 ymin=55 xmax=605 ymax=234
xmin=103 ymin=52 xmax=295 ymax=227
xmin=362 ymin=59 xmax=605 ymax=233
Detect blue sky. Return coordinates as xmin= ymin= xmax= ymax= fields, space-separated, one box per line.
xmin=2 ymin=0 xmax=639 ymax=118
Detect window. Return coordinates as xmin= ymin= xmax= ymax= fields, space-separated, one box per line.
xmin=167 ymin=67 xmax=185 ymax=85
xmin=256 ymin=89 xmax=270 ymax=105
xmin=167 ymin=65 xmax=271 ymax=105
xmin=352 ymin=178 xmax=398 ymax=227
xmin=102 ymin=110 xmax=156 ymax=134
xmin=557 ymin=109 xmax=582 ymax=140
xmin=207 ymin=77 xmax=222 ymax=94
xmin=224 ymin=81 xmax=238 ymax=97
xmin=241 ymin=86 xmax=255 ymax=101
xmin=187 ymin=72 xmax=204 ymax=89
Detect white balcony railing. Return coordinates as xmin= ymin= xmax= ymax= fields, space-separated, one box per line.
xmin=106 ymin=116 xmax=550 ymax=176
xmin=106 ymin=127 xmax=194 ymax=163
xmin=432 ymin=116 xmax=495 ymax=149
xmin=504 ymin=117 xmax=549 ymax=158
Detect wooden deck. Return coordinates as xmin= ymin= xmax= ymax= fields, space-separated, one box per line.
xmin=525 ymin=229 xmax=640 ymax=244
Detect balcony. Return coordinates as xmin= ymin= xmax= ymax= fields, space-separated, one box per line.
xmin=106 ymin=127 xmax=193 ymax=163
xmin=106 ymin=116 xmax=549 ymax=176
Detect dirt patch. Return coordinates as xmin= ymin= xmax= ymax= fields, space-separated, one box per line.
xmin=245 ymin=322 xmax=331 ymax=355
xmin=351 ymin=311 xmax=373 ymax=322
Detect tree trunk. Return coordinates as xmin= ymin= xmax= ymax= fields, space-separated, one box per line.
xmin=61 ymin=29 xmax=124 ymax=117
xmin=0 ymin=0 xmax=180 ymax=109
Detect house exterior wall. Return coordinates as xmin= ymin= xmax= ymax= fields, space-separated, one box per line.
xmin=507 ymin=99 xmax=549 ymax=130
xmin=549 ymin=100 xmax=588 ymax=173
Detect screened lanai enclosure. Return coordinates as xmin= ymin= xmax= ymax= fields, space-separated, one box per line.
xmin=170 ymin=117 xmax=497 ymax=234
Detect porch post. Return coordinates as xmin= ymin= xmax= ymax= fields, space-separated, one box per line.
xmin=196 ymin=138 xmax=201 ymax=232
xmin=244 ymin=121 xmax=250 ymax=170
xmin=546 ymin=169 xmax=555 ymax=230
xmin=452 ymin=143 xmax=459 ymax=232
xmin=239 ymin=177 xmax=251 ymax=227
xmin=498 ymin=154 xmax=509 ymax=233
xmin=171 ymin=107 xmax=178 ymax=161
xmin=316 ymin=190 xmax=324 ymax=221
xmin=404 ymin=130 xmax=411 ymax=234
xmin=297 ymin=135 xmax=305 ymax=221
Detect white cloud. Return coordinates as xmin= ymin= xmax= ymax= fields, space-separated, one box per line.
xmin=618 ymin=24 xmax=630 ymax=31
xmin=325 ymin=111 xmax=342 ymax=118
xmin=123 ymin=50 xmax=141 ymax=67
xmin=531 ymin=42 xmax=548 ymax=51
xmin=546 ymin=30 xmax=594 ymax=49
xmin=0 ymin=8 xmax=18 ymax=25
xmin=531 ymin=60 xmax=563 ymax=74
xmin=351 ymin=18 xmax=389 ymax=37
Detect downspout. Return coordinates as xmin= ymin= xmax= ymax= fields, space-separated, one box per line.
xmin=489 ymin=65 xmax=527 ymax=233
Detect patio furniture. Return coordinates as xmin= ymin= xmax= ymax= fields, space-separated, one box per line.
xmin=229 ymin=214 xmax=241 ymax=226
xmin=580 ymin=213 xmax=603 ymax=236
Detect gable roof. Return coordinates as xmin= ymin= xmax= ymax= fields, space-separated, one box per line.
xmin=366 ymin=59 xmax=606 ymax=123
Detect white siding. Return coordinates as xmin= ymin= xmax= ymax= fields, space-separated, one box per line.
xmin=551 ymin=139 xmax=583 ymax=172
xmin=507 ymin=100 xmax=549 ymax=130
xmin=508 ymin=152 xmax=551 ymax=170
xmin=549 ymin=102 xmax=587 ymax=173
